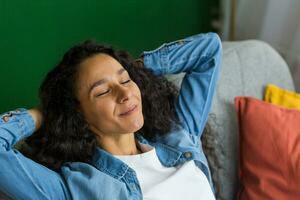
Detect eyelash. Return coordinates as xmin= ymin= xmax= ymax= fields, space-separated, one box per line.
xmin=96 ymin=80 xmax=132 ymax=97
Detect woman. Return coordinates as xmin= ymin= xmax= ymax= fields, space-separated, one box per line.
xmin=0 ymin=32 xmax=222 ymax=200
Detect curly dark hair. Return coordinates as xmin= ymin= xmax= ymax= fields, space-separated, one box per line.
xmin=23 ymin=40 xmax=181 ymax=171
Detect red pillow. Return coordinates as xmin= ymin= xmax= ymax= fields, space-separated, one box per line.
xmin=234 ymin=96 xmax=300 ymax=200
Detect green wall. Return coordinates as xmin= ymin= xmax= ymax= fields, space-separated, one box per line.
xmin=0 ymin=0 xmax=218 ymax=113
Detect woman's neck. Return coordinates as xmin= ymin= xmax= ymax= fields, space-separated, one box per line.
xmin=96 ymin=133 xmax=141 ymax=155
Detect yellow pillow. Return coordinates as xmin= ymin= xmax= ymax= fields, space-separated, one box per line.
xmin=264 ymin=84 xmax=300 ymax=109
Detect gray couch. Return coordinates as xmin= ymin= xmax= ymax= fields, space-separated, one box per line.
xmin=1 ymin=40 xmax=295 ymax=200
xmin=167 ymin=40 xmax=295 ymax=200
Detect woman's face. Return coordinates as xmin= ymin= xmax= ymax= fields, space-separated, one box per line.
xmin=76 ymin=53 xmax=144 ymax=138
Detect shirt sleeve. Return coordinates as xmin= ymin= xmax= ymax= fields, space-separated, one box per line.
xmin=0 ymin=109 xmax=70 ymax=200
xmin=141 ymin=32 xmax=222 ymax=137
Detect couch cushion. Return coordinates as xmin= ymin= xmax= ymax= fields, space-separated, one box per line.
xmin=264 ymin=84 xmax=300 ymax=109
xmin=234 ymin=96 xmax=300 ymax=200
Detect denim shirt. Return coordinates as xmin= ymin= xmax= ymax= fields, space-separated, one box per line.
xmin=0 ymin=32 xmax=222 ymax=200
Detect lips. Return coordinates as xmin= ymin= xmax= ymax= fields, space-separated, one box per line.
xmin=119 ymin=105 xmax=137 ymax=116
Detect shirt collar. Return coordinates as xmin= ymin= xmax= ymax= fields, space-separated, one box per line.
xmin=89 ymin=133 xmax=183 ymax=178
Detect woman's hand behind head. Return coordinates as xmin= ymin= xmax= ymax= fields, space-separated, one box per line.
xmin=28 ymin=108 xmax=43 ymax=131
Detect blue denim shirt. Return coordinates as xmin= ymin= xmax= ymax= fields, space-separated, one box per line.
xmin=0 ymin=32 xmax=222 ymax=200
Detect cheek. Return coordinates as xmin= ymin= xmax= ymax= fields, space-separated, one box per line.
xmin=132 ymin=83 xmax=142 ymax=99
xmin=93 ymin=101 xmax=115 ymax=122
xmin=81 ymin=99 xmax=114 ymax=127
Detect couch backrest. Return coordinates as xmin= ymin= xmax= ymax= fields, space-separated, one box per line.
xmin=166 ymin=40 xmax=295 ymax=200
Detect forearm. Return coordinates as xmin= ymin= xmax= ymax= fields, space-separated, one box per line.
xmin=0 ymin=108 xmax=68 ymax=199
xmin=141 ymin=32 xmax=222 ymax=76
xmin=0 ymin=108 xmax=36 ymax=149
xmin=139 ymin=32 xmax=222 ymax=136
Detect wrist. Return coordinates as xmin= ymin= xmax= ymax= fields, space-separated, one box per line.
xmin=28 ymin=108 xmax=42 ymax=131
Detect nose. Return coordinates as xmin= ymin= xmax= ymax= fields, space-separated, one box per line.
xmin=117 ymin=85 xmax=132 ymax=103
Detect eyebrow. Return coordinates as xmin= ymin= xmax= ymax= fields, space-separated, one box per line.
xmin=88 ymin=68 xmax=126 ymax=94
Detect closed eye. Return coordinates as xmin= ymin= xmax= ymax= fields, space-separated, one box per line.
xmin=96 ymin=90 xmax=110 ymax=97
xmin=95 ymin=80 xmax=131 ymax=97
xmin=121 ymin=79 xmax=131 ymax=84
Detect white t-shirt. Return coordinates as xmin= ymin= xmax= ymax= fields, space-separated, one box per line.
xmin=114 ymin=142 xmax=215 ymax=200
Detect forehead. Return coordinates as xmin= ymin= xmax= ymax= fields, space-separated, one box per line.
xmin=79 ymin=53 xmax=124 ymax=76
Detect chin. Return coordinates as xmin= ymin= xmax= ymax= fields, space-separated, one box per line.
xmin=125 ymin=117 xmax=144 ymax=133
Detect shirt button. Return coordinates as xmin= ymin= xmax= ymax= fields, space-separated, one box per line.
xmin=1 ymin=112 xmax=12 ymax=122
xmin=2 ymin=116 xmax=10 ymax=122
xmin=184 ymin=152 xmax=192 ymax=158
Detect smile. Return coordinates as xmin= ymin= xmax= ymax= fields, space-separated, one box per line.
xmin=119 ymin=105 xmax=138 ymax=117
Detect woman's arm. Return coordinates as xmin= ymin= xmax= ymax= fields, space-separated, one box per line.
xmin=141 ymin=32 xmax=222 ymax=137
xmin=0 ymin=108 xmax=69 ymax=199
